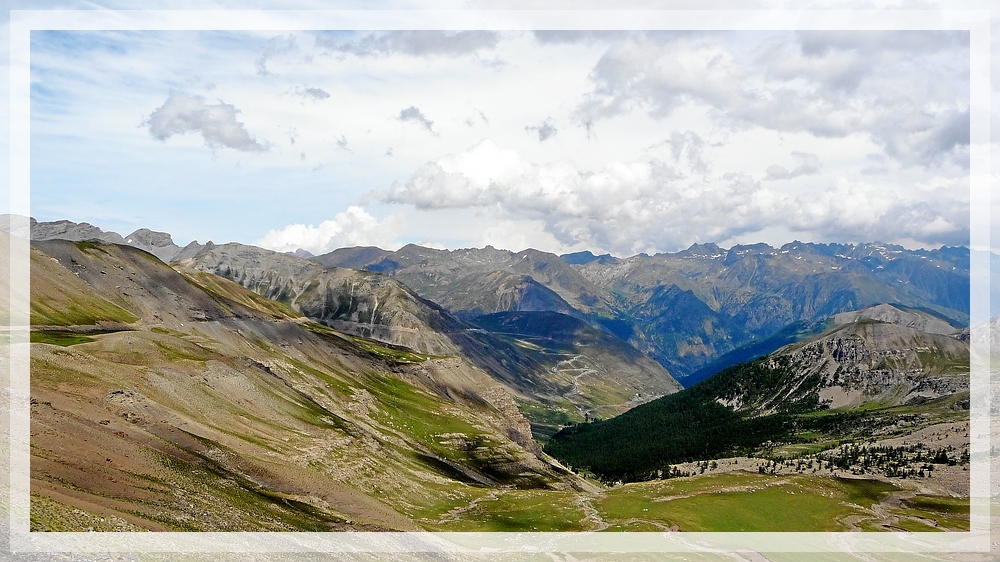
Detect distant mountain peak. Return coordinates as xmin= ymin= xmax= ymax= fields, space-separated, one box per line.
xmin=678 ymin=242 xmax=724 ymax=257
xmin=124 ymin=228 xmax=174 ymax=247
xmin=123 ymin=228 xmax=187 ymax=263
xmin=832 ymin=303 xmax=962 ymax=334
xmin=31 ymin=218 xmax=125 ymax=245
xmin=560 ymin=250 xmax=620 ymax=266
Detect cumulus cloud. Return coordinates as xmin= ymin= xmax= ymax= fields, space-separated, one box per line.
xmin=321 ymin=31 xmax=499 ymax=58
xmin=145 ymin=91 xmax=267 ymax=152
xmin=784 ymin=181 xmax=969 ymax=247
xmin=399 ymin=106 xmax=435 ymax=134
xmin=381 ymin=140 xmax=968 ymax=255
xmin=525 ymin=118 xmax=558 ymax=142
xmin=256 ymin=206 xmax=404 ymax=255
xmin=574 ymin=31 xmax=969 ymax=169
xmin=764 ymin=151 xmax=821 ymax=181
xmin=576 ymin=36 xmax=747 ymax=123
xmin=383 ymin=141 xmax=780 ymax=254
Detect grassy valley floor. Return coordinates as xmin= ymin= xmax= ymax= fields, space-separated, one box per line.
xmin=33 ymin=463 xmax=969 ymax=532
xmin=407 ymin=467 xmax=969 ymax=532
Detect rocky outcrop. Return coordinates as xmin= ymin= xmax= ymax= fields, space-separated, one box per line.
xmin=123 ymin=228 xmax=184 ymax=263
xmin=832 ymin=303 xmax=959 ymax=336
xmin=784 ymin=322 xmax=969 ymax=409
xmin=31 ymin=218 xmax=209 ymax=264
xmin=31 ymin=218 xmax=125 ymax=244
xmin=182 ymin=242 xmax=465 ymax=356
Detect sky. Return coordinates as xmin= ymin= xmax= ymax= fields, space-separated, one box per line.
xmin=27 ymin=24 xmax=974 ymax=257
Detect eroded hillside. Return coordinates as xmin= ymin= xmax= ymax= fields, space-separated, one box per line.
xmin=29 ymin=239 xmax=582 ymax=531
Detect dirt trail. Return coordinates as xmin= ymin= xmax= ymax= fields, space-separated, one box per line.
xmin=552 ymin=354 xmax=600 ymax=417
xmin=435 ymin=491 xmax=500 ymax=524
xmin=576 ymin=493 xmax=610 ymax=531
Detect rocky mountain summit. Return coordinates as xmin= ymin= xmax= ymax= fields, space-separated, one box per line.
xmin=745 ymin=313 xmax=968 ymax=413
xmin=30 ymin=218 xmax=126 ymax=245
xmin=314 ymin=243 xmax=616 ymax=319
xmin=181 ymin=241 xmax=465 ymax=356
xmin=831 ymin=303 xmax=960 ymax=336
xmin=30 ymin=219 xmax=207 ymax=263
xmin=121 ymin=228 xmax=207 ymax=263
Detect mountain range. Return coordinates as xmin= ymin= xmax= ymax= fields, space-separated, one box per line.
xmin=304 ymin=236 xmax=972 ymax=387
xmin=18 ymin=218 xmax=974 ymax=531
xmin=26 ymin=218 xmax=974 ymax=389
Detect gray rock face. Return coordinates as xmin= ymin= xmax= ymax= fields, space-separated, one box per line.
xmin=832 ymin=303 xmax=959 ymax=335
xmin=173 ymin=240 xmax=209 ymax=262
xmin=782 ymin=321 xmax=969 ymax=410
xmin=442 ymin=270 xmax=582 ymax=321
xmin=182 ymin=242 xmax=465 ymax=356
xmin=123 ymin=228 xmax=182 ymax=263
xmin=30 ymin=219 xmax=208 ymax=264
xmin=31 ymin=218 xmax=126 ymax=244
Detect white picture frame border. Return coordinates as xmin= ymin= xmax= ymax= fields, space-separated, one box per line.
xmin=6 ymin=7 xmax=992 ymax=556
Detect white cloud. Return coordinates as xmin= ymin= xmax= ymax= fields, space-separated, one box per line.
xmin=31 ymin=29 xmax=974 ymax=254
xmin=293 ymin=86 xmax=331 ymax=101
xmin=145 ymin=91 xmax=267 ymax=152
xmin=525 ymin=118 xmax=557 ymax=142
xmin=764 ymin=151 xmax=821 ymax=180
xmin=575 ymin=35 xmax=748 ymax=123
xmin=575 ymin=31 xmax=969 ymax=170
xmin=383 ymin=139 xmax=525 ymax=208
xmin=399 ymin=106 xmax=436 ymax=134
xmin=255 ymin=206 xmax=405 ymax=255
xmin=381 ymin=140 xmax=969 ymax=255
xmin=477 ymin=219 xmax=572 ymax=254
xmin=659 ymin=131 xmax=709 ymax=175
